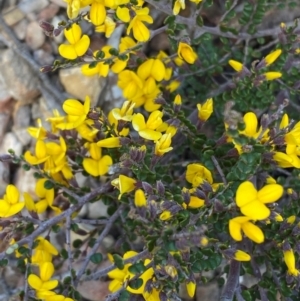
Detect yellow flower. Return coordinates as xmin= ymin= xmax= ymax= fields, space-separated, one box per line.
xmin=273 ymin=146 xmax=300 ymax=168
xmin=134 ymin=189 xmax=147 ymax=207
xmin=0 ymin=185 xmax=24 ymax=217
xmin=118 ymin=70 xmax=144 ymax=99
xmin=46 ymin=110 xmax=65 ymax=133
xmin=186 ymin=163 xmax=213 ymax=187
xmin=160 ymin=210 xmax=172 ymax=220
xmin=95 ymin=16 xmax=116 ymax=37
xmin=132 ymin=111 xmax=163 ymax=141
xmin=229 ymin=216 xmax=264 ymax=244
xmin=58 ymin=23 xmax=90 ymax=60
xmin=234 ymin=250 xmax=251 ymax=261
xmin=228 ymin=59 xmax=243 ymax=72
xmin=111 ymin=100 xmax=135 ymax=122
xmin=197 ymin=98 xmax=213 ymax=122
xmin=177 ymin=42 xmax=197 ymax=64
xmin=264 ymin=49 xmax=282 ymax=66
xmin=155 ymin=133 xmax=173 ymax=156
xmin=24 ymin=140 xmax=49 ymax=165
xmin=284 ymin=249 xmax=299 ymax=276
xmin=57 ymin=96 xmax=90 ymax=130
xmin=173 ymin=0 xmax=185 ymax=15
xmin=186 ymin=281 xmax=196 ymax=298
xmin=81 ymin=47 xmax=111 ymax=77
xmin=263 ymin=72 xmax=282 ymax=81
xmin=111 ymin=175 xmax=137 ymax=199
xmin=137 ymin=59 xmax=166 ymax=82
xmin=127 ymin=7 xmax=153 ymax=42
xmin=97 ymin=137 xmax=121 ymax=148
xmin=90 ymin=1 xmax=106 ymax=26
xmin=108 ymin=251 xmax=154 ymax=294
xmin=28 ymin=262 xmax=58 ymax=291
xmin=27 ymin=119 xmax=47 ymax=140
xmin=83 ymin=143 xmax=113 ymax=177
xmin=236 ymin=181 xmax=283 ymax=220
xmin=31 ymin=237 xmax=59 ymax=265
xmin=45 ymin=295 xmax=74 ymax=301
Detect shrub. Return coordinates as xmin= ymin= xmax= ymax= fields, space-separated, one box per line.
xmin=1 ymin=1 xmax=300 ymax=301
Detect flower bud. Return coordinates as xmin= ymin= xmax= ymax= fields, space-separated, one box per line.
xmin=156 ymin=180 xmax=165 ymax=195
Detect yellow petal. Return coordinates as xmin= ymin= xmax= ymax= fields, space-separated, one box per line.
xmin=240 ymin=200 xmax=270 ymax=220
xmin=228 ymin=59 xmax=243 ymax=72
xmin=236 ymin=181 xmax=257 ymax=207
xmin=257 ymin=184 xmax=283 ymax=204
xmin=188 ymin=196 xmax=204 ymax=208
xmin=28 ymin=274 xmax=42 ymax=290
xmin=6 ymin=185 xmax=19 ymax=204
xmin=97 ymin=137 xmax=120 ymax=148
xmin=116 ymin=6 xmax=130 ymax=22
xmin=64 ymin=23 xmax=82 ymax=44
xmin=63 ymin=99 xmax=84 ymax=115
xmin=229 ymin=219 xmax=243 ymax=241
xmin=242 ymin=222 xmax=264 ymax=243
xmin=234 ymin=250 xmax=251 ymax=261
xmin=243 ymin=112 xmax=258 ymax=137
xmin=98 ymin=155 xmax=113 ymax=175
xmin=132 ymin=113 xmax=146 ymax=131
xmin=139 ymin=129 xmax=162 ymax=141
xmin=74 ymin=35 xmax=90 ymax=57
xmin=83 ymin=158 xmax=99 ymax=176
xmin=186 ymin=281 xmax=196 ymax=298
xmin=40 ymin=262 xmax=55 ymax=281
xmin=90 ymin=2 xmax=106 ymax=26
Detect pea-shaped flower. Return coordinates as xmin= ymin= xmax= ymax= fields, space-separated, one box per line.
xmin=58 ymin=23 xmax=90 ymax=60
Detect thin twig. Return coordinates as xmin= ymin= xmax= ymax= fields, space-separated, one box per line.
xmin=212 ymin=156 xmax=228 ymax=185
xmin=66 ymin=215 xmax=74 ymax=286
xmin=23 ymin=240 xmax=33 ymax=301
xmin=74 ymin=205 xmax=124 ymax=286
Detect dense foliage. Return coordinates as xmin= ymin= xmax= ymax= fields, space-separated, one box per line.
xmin=1 ymin=0 xmax=300 ymax=301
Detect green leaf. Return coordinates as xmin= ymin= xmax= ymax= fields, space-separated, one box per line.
xmin=90 ymin=253 xmax=103 ymax=264
xmin=128 ymin=278 xmax=143 ymax=290
xmin=61 ymin=248 xmax=68 ymax=259
xmin=113 ymin=254 xmax=125 ymax=270
xmin=44 ymin=180 xmax=54 ymax=190
xmin=119 ymin=290 xmax=130 ymax=301
xmin=128 ymin=262 xmax=146 ymax=274
xmin=196 ymin=15 xmax=203 ymax=27
xmin=0 ymin=259 xmax=8 ymax=267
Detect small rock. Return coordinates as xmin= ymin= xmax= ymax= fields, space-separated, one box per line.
xmin=85 ymin=200 xmax=109 ymax=219
xmin=38 ymin=3 xmax=60 ymax=20
xmin=12 ymin=104 xmax=31 ymax=146
xmin=59 ymin=67 xmax=104 ymax=105
xmin=33 ymin=48 xmax=55 ymax=65
xmin=0 ymin=161 xmax=10 ymax=196
xmin=0 ymin=132 xmax=23 ymax=157
xmin=14 ymin=168 xmax=36 ymax=195
xmin=26 ymin=21 xmax=46 ymax=50
xmin=51 ymin=15 xmax=65 ymax=44
xmin=49 ymin=0 xmax=67 ymax=7
xmin=0 ymin=49 xmax=40 ymax=102
xmin=78 ymin=280 xmax=111 ymax=301
xmin=0 ymin=114 xmax=11 ymax=143
xmin=19 ymin=0 xmax=49 ymax=14
xmin=2 ymin=6 xmax=25 ymax=26
xmin=196 ymin=282 xmax=220 ymax=301
xmin=12 ymin=18 xmax=28 ymax=40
